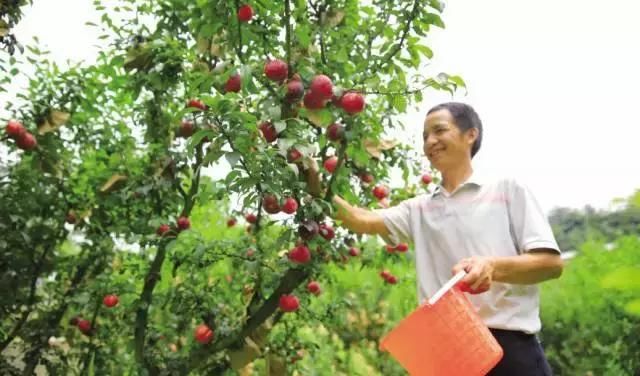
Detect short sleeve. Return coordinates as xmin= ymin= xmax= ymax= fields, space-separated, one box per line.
xmin=373 ymin=199 xmax=413 ymax=246
xmin=506 ymin=179 xmax=561 ymax=254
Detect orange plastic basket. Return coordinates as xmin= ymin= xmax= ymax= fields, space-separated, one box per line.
xmin=379 ymin=271 xmax=503 ymax=376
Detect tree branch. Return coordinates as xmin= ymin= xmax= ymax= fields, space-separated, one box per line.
xmin=134 ymin=241 xmax=169 ymax=369
xmin=80 ymin=299 xmax=103 ymax=375
xmin=0 ymin=242 xmax=56 ymax=352
xmin=285 ymin=0 xmax=292 ymax=73
xmin=359 ymin=0 xmax=420 ymax=85
xmin=134 ymin=144 xmax=205 ymax=371
xmin=187 ymin=268 xmax=309 ymax=369
xmin=233 ymin=0 xmax=245 ymax=64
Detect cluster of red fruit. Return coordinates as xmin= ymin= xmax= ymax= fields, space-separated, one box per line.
xmin=261 ymin=194 xmax=298 ymax=215
xmin=277 ymin=279 xmax=322 ymax=314
xmin=4 ymin=120 xmax=37 ymax=151
xmin=156 ymin=216 xmax=191 ymax=237
xmin=193 ymin=279 xmax=322 ymax=344
xmin=71 ymin=294 xmax=118 ymax=336
xmin=258 ymin=69 xmax=365 ymax=147
xmin=380 ymin=270 xmax=398 ymax=284
xmin=385 ymin=243 xmax=409 ymax=254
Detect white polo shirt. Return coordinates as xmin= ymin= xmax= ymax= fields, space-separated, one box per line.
xmin=374 ymin=171 xmax=561 ymax=334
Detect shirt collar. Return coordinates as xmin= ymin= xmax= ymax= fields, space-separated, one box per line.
xmin=432 ymin=169 xmax=484 ymax=197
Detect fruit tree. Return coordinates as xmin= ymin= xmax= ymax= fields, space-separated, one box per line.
xmin=1 ymin=0 xmax=462 ymax=374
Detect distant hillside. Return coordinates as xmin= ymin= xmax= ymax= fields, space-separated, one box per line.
xmin=548 ymin=189 xmax=640 ymax=252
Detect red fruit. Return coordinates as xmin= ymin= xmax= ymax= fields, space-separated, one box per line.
xmin=285 ymin=80 xmax=304 ymax=103
xmin=177 ymin=216 xmax=191 ymax=231
xmin=380 ymin=270 xmax=392 ymax=280
xmin=307 ymin=281 xmax=321 ymax=295
xmin=323 ymin=156 xmax=338 ymax=173
xmin=224 ymin=73 xmax=241 ymax=93
xmin=303 ymin=91 xmax=325 ymax=109
xmin=16 ymin=132 xmax=37 ymax=150
xmin=237 ymin=4 xmax=253 ymax=22
xmin=227 ymin=218 xmax=237 ymax=227
xmin=279 ymin=294 xmax=300 ymax=312
xmin=157 ymin=224 xmax=171 ymax=236
xmin=385 ymin=245 xmax=395 ymax=254
xmin=318 ymin=223 xmax=335 ymax=240
xmin=187 ymin=99 xmax=207 ymax=111
xmin=281 ymin=197 xmax=298 ymax=214
xmin=372 ymin=185 xmax=389 ymax=200
xmin=386 ymin=275 xmax=398 ymax=284
xmin=340 ymin=92 xmax=365 ymax=114
xmin=287 ymin=148 xmax=302 ymax=163
xmin=194 ymin=324 xmax=214 ymax=344
xmin=103 ymin=294 xmax=119 ymax=308
xmin=298 ymin=220 xmax=319 ymax=240
xmin=262 ymin=194 xmax=280 ymax=214
xmin=421 ymin=173 xmax=432 ymax=185
xmin=264 ymin=59 xmax=288 ymax=82
xmin=245 ymin=213 xmax=257 ymax=223
xmin=359 ymin=173 xmax=374 ymax=184
xmin=5 ymin=119 xmax=25 ymax=138
xmin=179 ymin=120 xmax=195 ymax=138
xmin=259 ymin=121 xmax=278 ymax=143
xmin=326 ymin=123 xmax=344 ymax=142
xmin=77 ymin=319 xmax=91 ymax=334
xmin=66 ymin=212 xmax=76 ymax=224
xmin=288 ymin=244 xmax=311 ymax=264
xmin=395 ymin=243 xmax=409 ymax=252
xmin=348 ymin=247 xmax=360 ymax=257
xmin=309 ymin=74 xmax=333 ymax=99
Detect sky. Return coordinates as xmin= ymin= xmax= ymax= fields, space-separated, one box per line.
xmin=4 ymin=0 xmax=640 ymax=215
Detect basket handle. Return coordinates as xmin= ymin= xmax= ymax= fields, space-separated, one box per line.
xmin=427 ymin=270 xmax=467 ymax=305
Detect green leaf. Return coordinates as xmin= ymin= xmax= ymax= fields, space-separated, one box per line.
xmin=391 ymin=95 xmax=407 ymax=112
xmin=448 ymin=75 xmax=466 ymax=88
xmin=224 ymin=152 xmax=242 ymax=168
xmin=414 ymin=45 xmax=433 ymax=59
xmin=424 ymin=13 xmax=445 ymax=28
xmin=295 ymin=24 xmax=311 ymax=48
xmin=274 ymin=120 xmax=287 ymax=133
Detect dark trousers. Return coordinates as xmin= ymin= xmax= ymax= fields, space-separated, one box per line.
xmin=487 ymin=328 xmax=553 ymax=376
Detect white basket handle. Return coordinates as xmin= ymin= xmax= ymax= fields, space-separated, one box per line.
xmin=427 ymin=270 xmax=467 ymax=305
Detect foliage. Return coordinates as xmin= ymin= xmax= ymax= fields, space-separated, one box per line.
xmin=1 ymin=0 xmax=460 ymax=374
xmin=539 ymin=235 xmax=640 ymax=376
xmin=0 ymin=0 xmax=33 ymax=55
xmin=548 ymin=199 xmax=640 ymax=253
